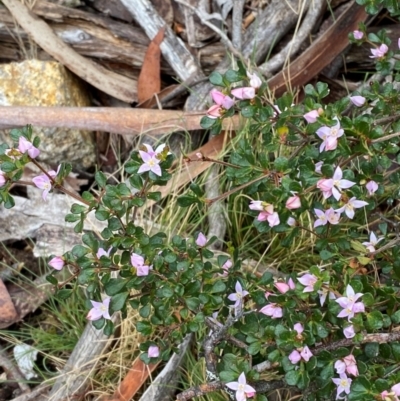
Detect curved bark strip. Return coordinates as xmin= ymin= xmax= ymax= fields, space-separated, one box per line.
xmin=267 ymin=1 xmax=368 ymax=97
xmin=2 ymin=0 xmax=137 ymax=103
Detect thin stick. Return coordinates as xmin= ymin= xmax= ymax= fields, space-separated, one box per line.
xmin=174 ymin=0 xmax=242 ymax=59
xmin=232 ymin=0 xmax=246 ymax=51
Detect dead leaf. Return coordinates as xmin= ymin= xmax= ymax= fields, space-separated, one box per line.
xmin=138 ymin=27 xmax=165 ymax=103
xmin=101 ymin=357 xmax=159 ymax=401
xmin=0 ymin=278 xmax=18 ymax=328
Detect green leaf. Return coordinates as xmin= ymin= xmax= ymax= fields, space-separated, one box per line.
xmin=46 ymin=274 xmax=58 ymax=285
xmin=71 ymin=203 xmax=86 ymax=214
xmin=103 ymin=319 xmax=114 ymax=336
xmin=285 ymin=370 xmax=300 ymax=386
xmin=56 ymin=289 xmax=72 ymax=300
xmin=364 ymin=343 xmax=379 ymax=359
xmin=72 ymin=245 xmax=89 ymax=258
xmin=224 ymin=69 xmax=242 ymax=83
xmin=105 ymin=278 xmax=127 ymax=296
xmin=1 ymin=162 xmax=17 ymax=172
xmin=200 ymin=116 xmax=217 ymax=129
xmin=186 ymin=298 xmax=200 ymax=311
xmin=110 ymin=292 xmax=128 ymax=312
xmin=95 ymin=208 xmax=110 ymax=221
xmin=209 ymin=71 xmax=224 ymax=86
xmin=177 ymin=195 xmax=198 ymax=207
xmin=95 ymin=171 xmax=107 ymax=187
xmin=219 ymin=370 xmax=239 ymax=382
xmin=65 ymin=213 xmax=81 ymax=223
xmin=391 ymin=310 xmax=400 ymax=324
xmin=140 ymin=304 xmax=151 ymax=318
xmin=366 ymin=310 xmax=384 ymax=330
xmin=136 ymin=321 xmax=152 ymax=336
xmin=247 ymin=342 xmax=261 ymax=355
xmin=211 ymin=280 xmax=226 ymax=293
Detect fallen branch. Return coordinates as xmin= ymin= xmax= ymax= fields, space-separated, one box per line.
xmin=0 ymin=106 xmax=239 ymax=136
xmin=47 ymin=315 xmax=120 ymax=401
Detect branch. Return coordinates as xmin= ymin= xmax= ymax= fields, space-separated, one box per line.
xmin=232 ymin=0 xmax=246 ymax=50
xmin=175 ymin=0 xmax=241 ymax=58
xmin=314 ymin=331 xmax=400 ymax=355
xmin=176 ymin=381 xmax=226 ymax=401
xmin=119 ymin=0 xmax=204 ymax=82
xmin=259 ymin=0 xmax=325 ymax=76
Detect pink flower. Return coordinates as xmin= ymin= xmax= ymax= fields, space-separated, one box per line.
xmin=343 ymin=325 xmax=355 ymax=339
xmin=362 ymin=232 xmax=384 ymax=253
xmin=336 ymin=284 xmax=364 ymax=321
xmin=211 ymin=90 xmax=234 ymax=109
xmin=317 ymin=178 xmax=333 ymax=199
xmin=316 ymin=119 xmax=344 ymax=152
xmin=226 ymin=372 xmax=256 ymax=401
xmin=131 ymin=253 xmax=151 ymax=276
xmin=366 ymin=180 xmax=378 ymax=196
xmin=87 ymin=297 xmax=111 ymax=321
xmin=286 ymin=194 xmax=301 ymax=210
xmin=289 ymin=346 xmax=313 ymax=364
xmin=318 ymin=285 xmax=336 ymax=306
xmin=301 ymin=346 xmax=313 ymax=362
xmin=288 ymin=278 xmax=295 ymax=289
xmin=221 ymin=259 xmax=233 ymax=275
xmin=392 ymin=383 xmax=400 ymax=396
xmin=328 ymin=166 xmax=355 ymax=201
xmin=343 ymin=355 xmax=359 ymax=376
xmin=142 ymin=143 xmax=169 ymax=157
xmin=247 ymin=71 xmax=262 ymax=89
xmin=231 ymin=87 xmax=256 ymax=100
xmin=287 ymin=217 xmax=296 ymax=227
xmin=314 ymin=208 xmax=338 ymax=228
xmin=370 ymin=44 xmax=389 ymax=59
xmin=353 ymin=30 xmax=364 ymax=40
xmin=18 ymin=136 xmax=40 ymax=159
xmin=335 ymin=197 xmax=368 ymax=219
xmin=289 ymin=350 xmax=301 ymax=364
xmin=148 ymin=345 xmax=160 ymax=358
xmin=259 ymin=303 xmax=283 ymax=318
xmin=315 ymin=161 xmax=324 ymax=174
xmin=350 ymin=96 xmax=366 ymax=107
xmin=138 ymin=149 xmax=162 ymax=176
xmin=97 ymin=247 xmax=112 ymax=258
xmin=0 ymin=171 xmax=6 ymax=187
xmin=267 ymin=212 xmax=280 ymax=227
xmin=332 ymin=373 xmax=352 ymax=399
xmin=207 ymin=104 xmax=223 ymax=118
xmin=294 ymin=323 xmax=304 ymax=335
xmin=49 ymin=256 xmax=64 ymax=270
xmin=228 ymin=281 xmax=249 ymax=308
xmin=196 ymin=232 xmax=207 ymax=247
xmin=249 ymin=200 xmax=273 ymax=213
xmin=32 ymin=168 xmax=59 ymax=201
xmin=275 ymin=282 xmax=290 ymax=294
xmin=297 ymin=273 xmax=318 ymax=292
xmin=304 ymin=110 xmax=319 ymax=123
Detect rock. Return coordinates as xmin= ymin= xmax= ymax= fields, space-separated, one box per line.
xmin=0 ymin=60 xmax=95 ymax=169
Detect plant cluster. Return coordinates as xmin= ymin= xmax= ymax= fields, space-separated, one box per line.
xmin=2 ymin=6 xmax=400 ymax=401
